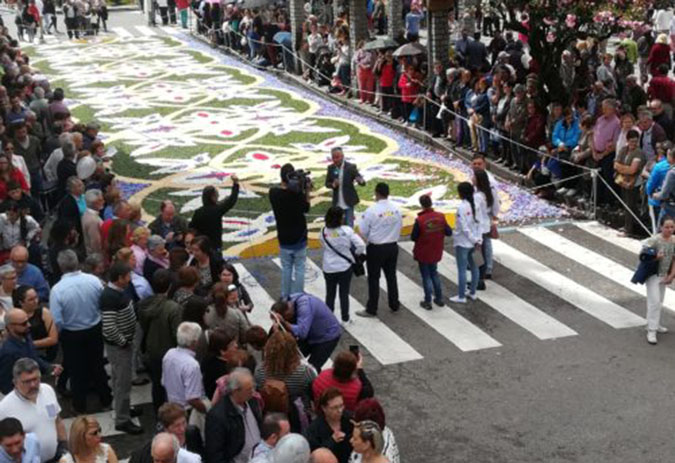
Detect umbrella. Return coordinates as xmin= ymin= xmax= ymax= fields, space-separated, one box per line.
xmin=393 ymin=42 xmax=426 ymax=58
xmin=362 ymin=38 xmax=398 ymax=51
xmin=273 ymin=31 xmax=292 ymax=44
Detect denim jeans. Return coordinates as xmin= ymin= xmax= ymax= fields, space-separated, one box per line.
xmin=342 ymin=206 xmax=354 ymax=228
xmin=455 ymin=246 xmax=478 ymax=299
xmin=279 ymin=245 xmax=307 ymax=300
xmin=418 ymin=262 xmax=442 ymax=303
xmin=480 ymin=234 xmax=493 ymax=277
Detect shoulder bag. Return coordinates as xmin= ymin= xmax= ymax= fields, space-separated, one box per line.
xmin=322 ymin=228 xmax=366 ymax=276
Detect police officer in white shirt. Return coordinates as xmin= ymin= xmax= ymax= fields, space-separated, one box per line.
xmin=356 ymin=183 xmax=402 ymax=317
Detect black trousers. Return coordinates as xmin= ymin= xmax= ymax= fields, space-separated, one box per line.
xmin=299 ymin=336 xmax=340 ymax=373
xmin=145 ymin=356 xmax=167 ymax=413
xmin=324 ymin=269 xmax=352 ymax=322
xmin=366 ymin=243 xmax=399 ymax=314
xmin=61 ymin=323 xmax=112 ymax=412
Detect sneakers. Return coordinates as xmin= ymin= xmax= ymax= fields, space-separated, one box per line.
xmin=356 ymin=310 xmax=376 ymax=318
xmin=647 ymin=330 xmax=657 ymax=345
xmin=467 ymin=293 xmax=478 ymax=301
xmin=419 ymin=301 xmax=432 ymax=310
xmin=449 ymin=295 xmax=467 ymax=304
xmin=556 ymin=187 xmax=568 ymax=195
xmin=658 ymin=326 xmax=669 ymax=333
xmin=341 ymin=319 xmax=354 ymax=326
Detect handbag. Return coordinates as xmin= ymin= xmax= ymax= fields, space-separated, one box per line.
xmin=490 ymin=223 xmax=499 ymax=239
xmin=322 ymin=228 xmax=365 ymax=277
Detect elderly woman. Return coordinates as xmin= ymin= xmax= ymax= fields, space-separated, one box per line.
xmin=130 ymin=227 xmax=151 ymax=275
xmin=349 ymin=421 xmax=388 ymax=463
xmin=143 ymin=235 xmax=170 ymax=283
xmin=312 ymin=351 xmax=373 ymax=412
xmin=0 ymin=264 xmax=17 ymax=314
xmin=12 ymin=285 xmax=58 ymax=361
xmin=59 ymin=416 xmax=118 ymax=463
xmin=348 ymin=399 xmax=400 ymax=463
xmin=304 ymin=387 xmax=354 ymax=463
xmin=203 ymin=283 xmax=250 ymax=344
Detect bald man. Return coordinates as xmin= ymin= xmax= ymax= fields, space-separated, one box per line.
xmin=311 ymin=448 xmax=338 ymax=463
xmin=151 ymin=432 xmax=201 ymax=463
xmin=0 ymin=310 xmax=61 ymax=393
xmin=9 ymin=246 xmax=49 ymax=302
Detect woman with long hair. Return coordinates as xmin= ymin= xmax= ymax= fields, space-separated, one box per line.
xmin=106 ymin=219 xmax=130 ymax=263
xmin=219 ymin=263 xmax=253 ymax=313
xmin=203 ymin=282 xmax=249 ymax=345
xmin=189 ymin=236 xmax=223 ymax=295
xmin=13 ymin=285 xmax=58 ymax=361
xmin=450 ymin=182 xmax=482 ymax=303
xmin=0 ymin=153 xmax=28 ymax=201
xmin=59 ymin=416 xmax=118 ymax=463
xmin=473 ymin=169 xmax=498 ymax=285
xmin=320 ymin=206 xmax=366 ymax=324
xmin=643 ymin=217 xmax=675 ymax=344
xmin=201 ymin=328 xmax=252 ymax=399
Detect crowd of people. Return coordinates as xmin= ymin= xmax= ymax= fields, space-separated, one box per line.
xmin=12 ymin=0 xmax=109 ymax=43
xmin=192 ymin=0 xmax=675 ymax=241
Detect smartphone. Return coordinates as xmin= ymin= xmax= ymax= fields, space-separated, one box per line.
xmin=349 ymin=345 xmax=359 ymax=357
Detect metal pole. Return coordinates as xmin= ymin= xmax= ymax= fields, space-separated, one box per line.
xmin=591 ymin=169 xmax=598 ymax=220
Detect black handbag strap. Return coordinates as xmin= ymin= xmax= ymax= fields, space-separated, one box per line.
xmin=322 ymin=228 xmax=354 ymax=265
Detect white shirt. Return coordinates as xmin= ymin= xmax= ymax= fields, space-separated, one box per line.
xmin=178 ymin=448 xmax=201 ymax=463
xmin=320 ymin=226 xmax=366 ymax=273
xmin=0 ymin=384 xmax=61 ymax=462
xmin=670 ymin=16 xmax=675 ymax=35
xmin=43 ymin=148 xmax=63 ymax=185
xmin=11 ymin=154 xmax=30 ymax=189
xmin=359 ymin=199 xmax=402 ymax=245
xmin=453 ymin=200 xmax=481 ymax=248
xmin=0 ymin=213 xmax=40 ymax=249
xmin=337 ymin=163 xmax=347 ymax=209
xmin=474 ymin=191 xmax=491 ymax=234
xmin=655 ymin=9 xmax=673 ymax=31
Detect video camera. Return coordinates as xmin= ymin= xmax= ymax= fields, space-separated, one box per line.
xmin=286 ymin=169 xmax=312 ymax=195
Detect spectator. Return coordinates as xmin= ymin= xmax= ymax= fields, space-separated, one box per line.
xmin=162 ymin=322 xmax=208 ymax=414
xmin=49 ymin=249 xmax=112 ymax=413
xmin=0 ymin=310 xmax=61 ymax=394
xmin=218 ymin=263 xmax=253 ymax=313
xmin=0 ymin=201 xmax=40 ymax=255
xmin=411 ymin=195 xmax=452 ymax=309
xmin=82 ymin=189 xmax=104 ymax=256
xmin=10 ymin=247 xmax=48 ymax=303
xmin=0 ymin=154 xmax=28 ymax=202
xmin=0 ymin=418 xmax=41 ymax=463
xmin=348 ymin=421 xmax=387 ymax=463
xmin=269 ymin=434 xmax=310 ymax=463
xmin=130 ymin=227 xmax=151 ymax=276
xmin=149 ymin=433 xmax=198 ymax=463
xmin=0 ymin=358 xmax=66 ymax=463
xmin=450 ymin=182 xmax=482 ymax=303
xmin=144 ymin=235 xmax=170 ymax=283
xmin=12 ymin=124 xmax=41 ymax=197
xmin=149 ymin=200 xmax=188 ymax=249
xmin=173 ymin=266 xmax=201 ymax=307
xmin=374 ymin=50 xmax=395 ymax=116
xmin=312 ymin=351 xmax=373 ymax=413
xmin=250 ymin=413 xmax=290 ymax=463
xmin=613 ymin=129 xmax=646 ymax=237
xmin=357 ymin=183 xmax=402 ymax=318
xmin=269 ymin=164 xmax=311 ymax=300
xmin=637 ymin=110 xmax=667 ymax=167
xmin=205 ymin=367 xmax=261 ymax=463
xmin=319 ymin=206 xmax=365 ymax=323
xmin=622 ymin=75 xmax=648 ymax=115
xmin=354 ymin=41 xmax=375 ymax=105
xmin=113 ymin=248 xmax=154 ymax=302
xmin=47 ymin=220 xmax=79 ymax=286
xmin=649 ymin=99 xmax=674 ymax=140
xmin=55 ymin=141 xmax=77 ymax=201
xmin=325 ymin=147 xmax=365 ymax=228
xmin=304 ymin=388 xmax=353 ymax=463
xmin=201 ymin=328 xmax=252 ymax=400
xmin=647 ymin=33 xmax=671 ymax=76
xmin=204 ymin=283 xmax=250 ymax=346
xmin=0 ymin=266 xmax=15 ymax=315
xmin=349 ymin=399 xmax=400 ymax=463
xmin=647 ymin=146 xmax=675 ymax=232
xmin=189 ymin=178 xmax=239 ymax=253
xmin=592 ymin=98 xmax=621 ymax=205
xmin=12 ymin=286 xmax=58 ymax=361
xmin=270 ymin=293 xmax=341 ymax=372
xmin=59 ymin=416 xmax=118 ymax=463
xmin=56 ymin=176 xmax=85 ymax=248
xmin=189 ymin=236 xmax=223 ymax=295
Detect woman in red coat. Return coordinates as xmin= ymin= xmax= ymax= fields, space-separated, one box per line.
xmin=647 ymin=34 xmax=672 ymax=76
xmin=176 ymin=0 xmax=189 ymax=28
xmin=397 ymin=64 xmax=422 ymax=124
xmin=0 ymin=154 xmax=29 ymax=201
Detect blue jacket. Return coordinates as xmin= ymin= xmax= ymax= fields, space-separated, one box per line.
xmin=646 ymin=159 xmax=670 ymax=207
xmin=631 ymin=247 xmax=659 ymax=285
xmin=0 ymin=334 xmax=51 ymax=394
xmin=552 ymin=118 xmax=581 ymax=151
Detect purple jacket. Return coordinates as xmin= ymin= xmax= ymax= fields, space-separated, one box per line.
xmin=289 ymin=293 xmax=341 ymax=345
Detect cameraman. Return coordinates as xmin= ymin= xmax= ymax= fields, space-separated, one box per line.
xmin=269 ymin=163 xmax=311 ymax=300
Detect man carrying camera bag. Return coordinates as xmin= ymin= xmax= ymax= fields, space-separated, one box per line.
xmin=269 ymin=163 xmax=312 ymax=300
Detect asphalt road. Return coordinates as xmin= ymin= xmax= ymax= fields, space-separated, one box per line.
xmin=7 ymin=10 xmax=675 ymax=462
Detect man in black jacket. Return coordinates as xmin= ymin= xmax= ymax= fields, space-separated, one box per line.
xmin=56 ymin=176 xmax=84 ymax=248
xmin=189 ymin=175 xmax=239 ymax=252
xmin=205 ymin=368 xmax=261 ymax=463
xmin=325 ymin=147 xmax=365 ymax=227
xmin=269 ymin=164 xmax=311 ymax=300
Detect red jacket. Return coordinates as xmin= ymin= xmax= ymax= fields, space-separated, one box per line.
xmin=312 ymin=369 xmax=363 ymax=412
xmin=0 ymin=170 xmax=29 ymax=201
xmin=411 ymin=208 xmax=452 ymax=264
xmin=648 ymin=75 xmax=675 ymax=104
xmin=398 ymin=73 xmax=420 ymax=103
xmin=647 ymin=43 xmax=671 ymax=74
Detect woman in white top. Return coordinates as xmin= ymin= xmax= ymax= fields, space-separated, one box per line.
xmin=643 ymin=217 xmax=675 ymax=344
xmin=348 ymin=398 xmax=400 ymax=463
xmin=60 ymin=416 xmax=118 ymax=463
xmin=450 ymin=182 xmax=482 ymax=304
xmin=473 ymin=169 xmax=499 ymax=285
xmin=320 ymin=206 xmax=366 ymax=324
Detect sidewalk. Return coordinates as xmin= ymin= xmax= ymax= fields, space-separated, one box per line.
xmin=0 ymin=3 xmax=139 ymax=14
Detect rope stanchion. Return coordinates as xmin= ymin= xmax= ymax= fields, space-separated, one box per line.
xmin=596 ymin=173 xmax=652 ymax=236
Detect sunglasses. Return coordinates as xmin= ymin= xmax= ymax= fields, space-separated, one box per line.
xmin=88 ymin=428 xmax=102 ymax=436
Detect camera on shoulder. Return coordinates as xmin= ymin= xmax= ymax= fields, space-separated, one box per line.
xmin=286 ymin=169 xmax=312 ymax=194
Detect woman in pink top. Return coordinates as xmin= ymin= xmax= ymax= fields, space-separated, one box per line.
xmin=355 ymin=40 xmax=375 ymax=104
xmin=130 ymin=226 xmax=150 ymax=275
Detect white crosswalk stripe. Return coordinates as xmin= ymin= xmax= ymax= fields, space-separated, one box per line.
xmin=390 ymin=261 xmax=502 ymax=351
xmin=575 ymin=220 xmax=643 ymax=254
xmin=135 ymin=25 xmax=157 ymax=36
xmin=399 ymin=242 xmax=578 ymax=340
xmin=111 ymin=26 xmax=134 ymax=38
xmin=274 ymin=258 xmax=423 ymax=365
xmin=492 ymin=239 xmax=646 ymax=329
xmin=520 ymin=226 xmax=675 ymax=314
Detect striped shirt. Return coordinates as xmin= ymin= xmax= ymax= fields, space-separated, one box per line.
xmin=253 ymin=362 xmax=317 ymax=400
xmin=100 ymin=283 xmax=136 ymax=347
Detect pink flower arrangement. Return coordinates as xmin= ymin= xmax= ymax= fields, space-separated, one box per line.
xmin=565 ymin=14 xmax=577 ymax=28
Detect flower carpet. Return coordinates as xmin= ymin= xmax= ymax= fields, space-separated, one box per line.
xmin=28 ymin=33 xmax=565 ymax=258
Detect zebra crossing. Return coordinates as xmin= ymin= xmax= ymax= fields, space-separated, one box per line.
xmin=27 ymin=24 xmax=180 ymax=45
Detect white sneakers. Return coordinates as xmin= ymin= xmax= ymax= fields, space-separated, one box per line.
xmin=647 ymin=331 xmax=658 ymax=345
xmin=449 ymin=295 xmax=467 ymax=304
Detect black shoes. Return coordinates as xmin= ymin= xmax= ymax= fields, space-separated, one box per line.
xmin=130 ymin=406 xmax=143 ymax=418
xmin=132 ymin=377 xmax=150 ymax=386
xmin=433 ymin=299 xmax=445 ymax=307
xmin=419 ymin=301 xmax=432 ymax=310
xmin=115 ymin=421 xmax=143 ymax=435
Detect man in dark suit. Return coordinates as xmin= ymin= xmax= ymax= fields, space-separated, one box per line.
xmin=57 ymin=176 xmax=84 ymax=248
xmin=325 ymin=147 xmax=365 ymax=227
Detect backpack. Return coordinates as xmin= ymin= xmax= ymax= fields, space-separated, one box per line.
xmin=260 ymin=378 xmax=289 ymax=414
